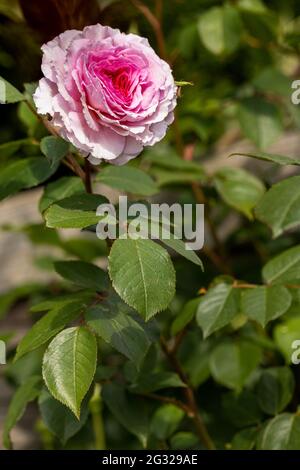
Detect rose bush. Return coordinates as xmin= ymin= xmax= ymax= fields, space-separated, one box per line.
xmin=33 ymin=24 xmax=177 ymax=165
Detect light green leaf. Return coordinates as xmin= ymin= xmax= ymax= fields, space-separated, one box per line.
xmin=42 ymin=327 xmax=97 ymax=418
xmin=0 ymin=283 xmax=42 ymax=320
xmin=86 ymin=295 xmax=151 ymax=366
xmin=108 ymin=238 xmax=176 ymax=321
xmin=38 ymin=389 xmax=89 ymax=444
xmin=215 ymin=166 xmax=265 ymax=219
xmin=0 ymin=75 xmax=24 ymax=103
xmin=255 ymin=176 xmax=300 ymax=237
xmin=54 ymin=260 xmax=108 ymax=291
xmin=39 ymin=177 xmax=85 ymax=213
xmin=3 ymin=375 xmax=42 ymax=449
xmin=41 ymin=136 xmax=69 ymax=168
xmin=198 ymin=6 xmax=242 ymax=55
xmin=257 ymin=413 xmax=300 ymax=450
xmin=15 ymin=301 xmax=86 ymax=361
xmin=253 ymin=67 xmax=292 ymax=97
xmin=196 ymin=283 xmax=240 ymax=338
xmin=237 ymin=97 xmax=283 ymax=149
xmin=241 ymin=285 xmax=291 ymax=326
xmin=96 ymin=165 xmax=158 ymax=196
xmin=262 ymin=245 xmax=300 ymax=284
xmin=256 ymin=367 xmax=295 ymax=415
xmin=150 ymin=404 xmax=184 ymax=440
xmin=209 ymin=341 xmax=262 ymax=390
xmin=102 ymin=383 xmax=148 ymax=447
xmin=44 ymin=193 xmax=107 ymax=229
xmin=0 ymin=157 xmax=58 ymax=201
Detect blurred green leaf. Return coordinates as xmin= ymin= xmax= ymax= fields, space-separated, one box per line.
xmin=237 ymin=97 xmax=283 ymax=150
xmin=43 ymin=327 xmax=97 ymax=418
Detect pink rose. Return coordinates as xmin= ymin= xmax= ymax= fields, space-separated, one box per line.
xmin=33 ymin=24 xmax=177 ymax=165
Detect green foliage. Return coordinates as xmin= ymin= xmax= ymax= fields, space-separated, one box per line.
xmin=96 ymin=165 xmax=158 ymax=196
xmin=40 ymin=136 xmax=69 ymax=168
xmin=2 ymin=0 xmax=300 ymax=452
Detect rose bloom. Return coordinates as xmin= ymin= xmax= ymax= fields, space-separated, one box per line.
xmin=33 ymin=24 xmax=177 ymax=165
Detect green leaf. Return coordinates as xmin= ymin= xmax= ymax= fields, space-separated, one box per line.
xmin=108 ymin=238 xmax=176 ymax=321
xmin=273 ymin=317 xmax=300 ymax=363
xmin=252 ymin=67 xmax=292 ymax=98
xmin=54 ymin=260 xmax=108 ymax=291
xmin=38 ymin=389 xmax=89 ymax=444
xmin=96 ymin=165 xmax=158 ymax=196
xmin=0 ymin=75 xmax=24 ymax=103
xmin=230 ymin=151 xmax=300 ymax=166
xmin=222 ymin=390 xmax=262 ymax=428
xmin=15 ymin=301 xmax=86 ymax=361
xmin=3 ymin=375 xmax=42 ymax=449
xmin=0 ymin=157 xmax=58 ymax=201
xmin=196 ymin=283 xmax=240 ymax=338
xmin=174 ymin=81 xmax=194 ymax=87
xmin=144 ymin=145 xmax=204 ymax=173
xmin=150 ymin=404 xmax=184 ymax=440
xmin=198 ymin=6 xmax=242 ymax=55
xmin=144 ymin=144 xmax=205 ymax=185
xmin=262 ymin=245 xmax=300 ymax=284
xmin=237 ymin=97 xmax=283 ymax=149
xmin=0 ymin=283 xmax=42 ymax=320
xmin=86 ymin=295 xmax=151 ymax=366
xmin=215 ymin=167 xmax=265 ymax=219
xmin=256 ymin=367 xmax=295 ymax=415
xmin=44 ymin=193 xmax=107 ymax=229
xmin=41 ymin=136 xmax=69 ymax=168
xmin=0 ymin=138 xmax=34 ymax=158
xmin=170 ymin=432 xmax=198 ymax=450
xmin=130 ymin=372 xmax=186 ymax=393
xmin=102 ymin=383 xmax=148 ymax=447
xmin=209 ymin=341 xmax=262 ymax=390
xmin=171 ymin=298 xmax=200 ymax=336
xmin=241 ymin=285 xmax=292 ymax=326
xmin=39 ymin=177 xmax=85 ymax=213
xmin=42 ymin=327 xmax=97 ymax=418
xmin=30 ymin=291 xmax=93 ymax=313
xmin=257 ymin=413 xmax=300 ymax=450
xmin=161 ymin=237 xmax=203 ymax=268
xmin=255 ymin=176 xmax=300 ymax=237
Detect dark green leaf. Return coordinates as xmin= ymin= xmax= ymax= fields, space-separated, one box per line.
xmin=42 ymin=327 xmax=97 ymax=418
xmin=256 ymin=367 xmax=295 ymax=415
xmin=40 ymin=136 xmax=69 ymax=168
xmin=3 ymin=376 xmax=42 ymax=449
